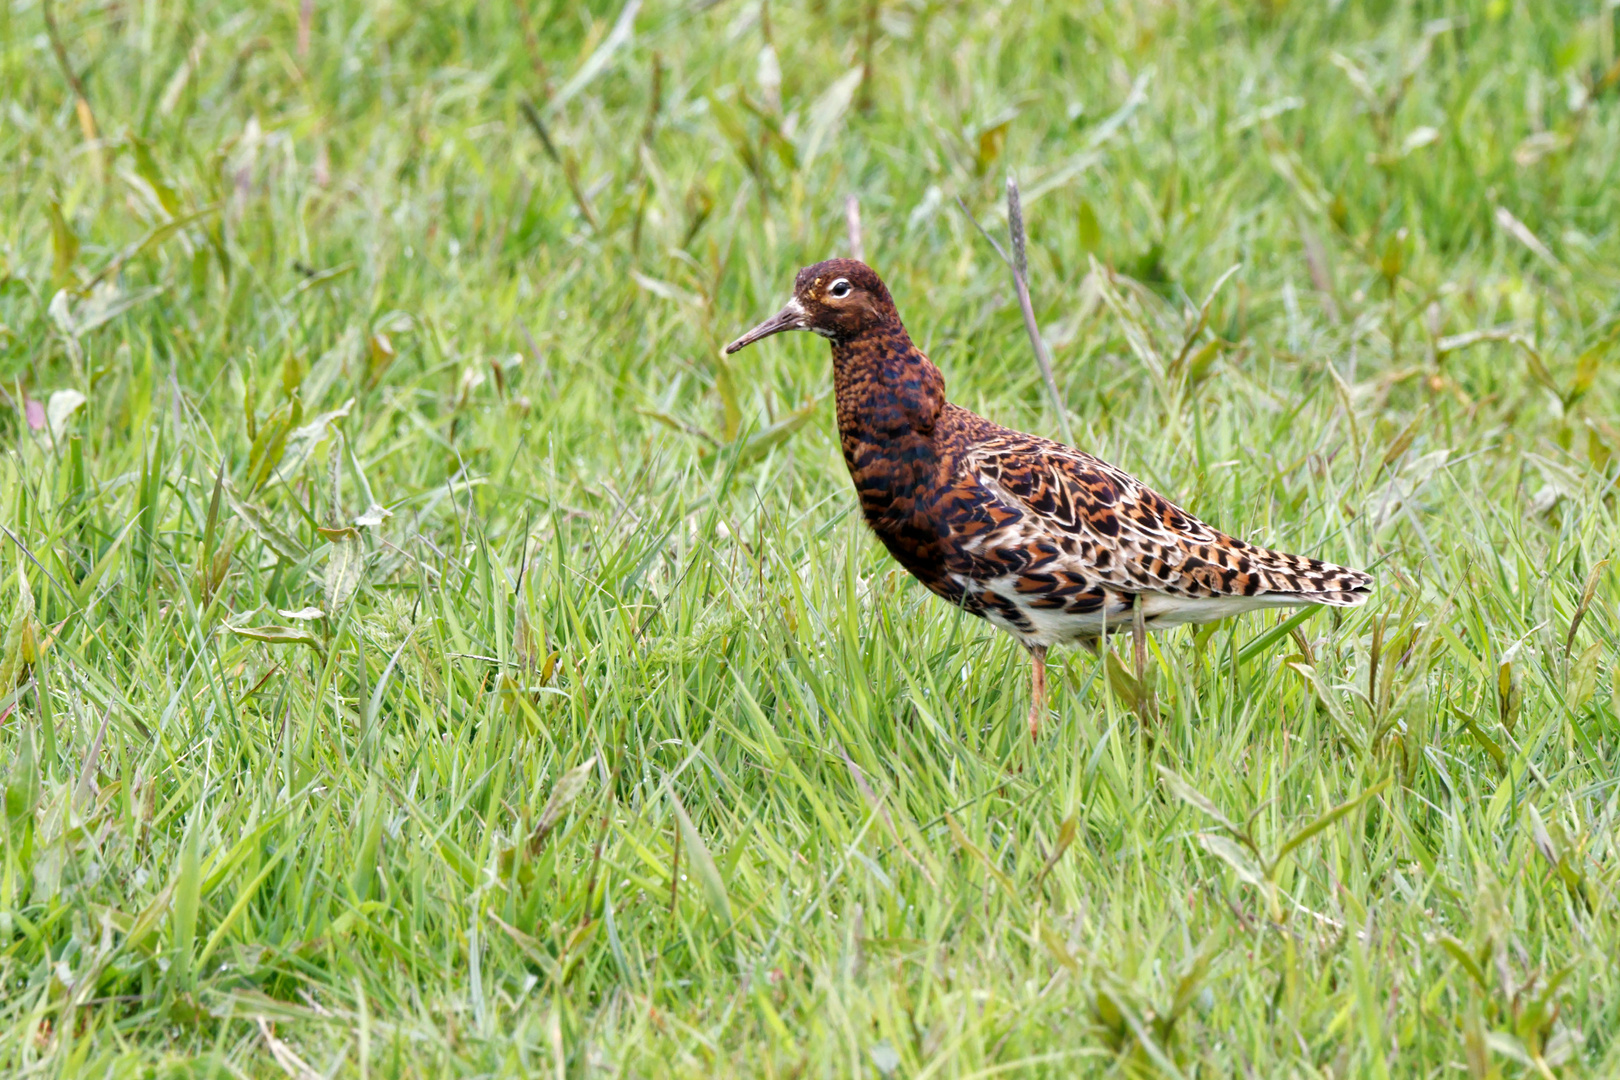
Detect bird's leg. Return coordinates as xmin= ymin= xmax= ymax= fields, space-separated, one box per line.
xmin=1131 ymin=594 xmax=1147 ymax=685
xmin=1129 ymin=594 xmax=1157 ymax=730
xmin=1027 ymin=644 xmax=1048 ymax=741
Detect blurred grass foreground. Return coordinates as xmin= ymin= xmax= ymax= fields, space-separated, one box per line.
xmin=4 ymin=0 xmax=1620 ymax=1075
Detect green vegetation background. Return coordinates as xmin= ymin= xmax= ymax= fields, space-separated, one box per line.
xmin=3 ymin=0 xmax=1620 ymax=1075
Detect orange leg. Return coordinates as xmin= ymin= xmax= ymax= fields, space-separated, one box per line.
xmin=1027 ymin=645 xmax=1048 ymax=740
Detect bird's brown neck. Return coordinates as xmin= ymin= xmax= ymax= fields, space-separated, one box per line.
xmin=831 ymin=321 xmax=945 ymax=444
xmin=830 ymin=321 xmax=952 ymax=585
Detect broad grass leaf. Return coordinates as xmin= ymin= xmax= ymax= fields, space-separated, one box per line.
xmin=50 ymin=283 xmax=166 ymax=338
xmin=530 ymin=756 xmax=596 ymax=854
xmin=1524 ymin=803 xmax=1574 ymax=884
xmin=1378 ymin=410 xmax=1426 ymax=469
xmin=172 ymin=806 xmax=203 ymax=989
xmin=603 ymin=881 xmax=634 ymax=986
xmin=1288 ymin=661 xmax=1365 ymax=754
xmin=1169 ymin=937 xmax=1222 ymax=1021
xmin=1077 ymin=198 xmax=1101 ymax=250
xmin=4 ymin=728 xmax=37 ymax=823
xmin=1565 ymin=558 xmax=1609 ymax=653
xmin=323 ymin=530 xmax=363 ymax=611
xmin=195 ymin=849 xmax=286 ymax=973
xmin=1104 ymin=650 xmax=1155 ymax=717
xmin=1485 ymin=772 xmax=1513 ymax=828
xmin=230 ymin=625 xmax=322 ymax=650
xmin=1195 ymin=832 xmax=1265 ymax=890
xmin=1568 ymin=641 xmax=1602 ymax=713
xmin=1035 ymin=815 xmax=1078 ymax=885
xmin=1154 ymin=765 xmax=1237 ymax=832
xmin=1454 ymin=707 xmax=1506 ymax=775
xmin=1436 ymin=935 xmax=1489 ymax=990
xmin=945 ymin=813 xmax=1018 ymax=900
xmin=1273 ymin=777 xmax=1390 ymax=864
xmin=1236 ymin=607 xmax=1315 ymax=667
xmin=86 ymin=206 xmax=217 ymax=289
xmin=976 ymin=119 xmax=1009 ymax=172
xmin=1038 ymin=922 xmax=1080 ymax=972
xmin=130 ymin=136 xmax=182 ymax=216
xmin=114 ymin=880 xmax=178 ymax=957
xmin=349 ymin=779 xmax=384 ymax=901
xmin=728 ymin=399 xmax=821 ymax=466
xmin=244 ymin=395 xmax=302 ymax=492
xmin=46 ymin=199 xmax=78 ymax=286
xmin=223 ymin=485 xmax=305 ymax=560
xmin=669 ymin=790 xmax=731 ymax=925
xmin=0 ymin=565 xmax=38 ymax=692
xmin=1567 ymin=342 xmax=1602 ymax=404
xmin=275 ymin=398 xmax=354 ymax=483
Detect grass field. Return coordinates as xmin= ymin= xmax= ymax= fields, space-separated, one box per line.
xmin=4 ymin=0 xmax=1620 ymax=1075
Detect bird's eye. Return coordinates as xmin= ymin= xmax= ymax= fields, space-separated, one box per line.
xmin=828 ymin=279 xmax=852 ymax=298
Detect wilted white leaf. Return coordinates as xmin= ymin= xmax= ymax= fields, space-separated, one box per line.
xmin=277 ymin=606 xmax=325 ymax=621
xmin=48 ymin=290 xmax=75 ymax=336
xmin=1230 ymin=95 xmax=1304 ymax=134
xmin=1513 ymin=130 xmax=1572 ymax=167
xmin=46 ymin=389 xmax=86 ymax=441
xmin=870 ymin=1040 xmax=901 ymax=1076
xmin=49 ymin=283 xmax=165 ymax=339
xmin=354 ymin=504 xmax=391 ymax=528
xmin=1494 ymin=206 xmax=1560 ymax=270
xmin=756 ymin=44 xmax=781 ymax=112
xmin=1527 ymin=454 xmax=1582 ymax=517
xmin=1400 ymin=126 xmax=1439 ymax=154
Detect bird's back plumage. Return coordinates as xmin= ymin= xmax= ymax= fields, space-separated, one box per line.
xmin=938 ymin=415 xmax=1369 ymax=644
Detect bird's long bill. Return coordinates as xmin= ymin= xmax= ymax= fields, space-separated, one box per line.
xmin=723 ymin=301 xmax=803 ymax=354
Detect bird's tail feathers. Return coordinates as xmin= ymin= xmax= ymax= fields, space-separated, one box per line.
xmin=1249 ymin=547 xmax=1373 ymax=605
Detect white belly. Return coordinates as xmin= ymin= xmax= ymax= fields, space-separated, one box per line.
xmin=958 ymin=574 xmax=1309 ymax=647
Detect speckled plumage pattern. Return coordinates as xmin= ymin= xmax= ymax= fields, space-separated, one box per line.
xmin=727 ymin=259 xmax=1372 ymax=732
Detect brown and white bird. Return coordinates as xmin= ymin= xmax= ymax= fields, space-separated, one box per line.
xmin=726 ymin=259 xmax=1371 ymax=738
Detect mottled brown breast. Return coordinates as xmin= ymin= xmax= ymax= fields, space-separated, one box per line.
xmin=831 ymin=322 xmax=965 ymax=595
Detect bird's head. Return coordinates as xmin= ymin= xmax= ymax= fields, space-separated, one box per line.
xmin=724 ymin=258 xmax=898 ymax=354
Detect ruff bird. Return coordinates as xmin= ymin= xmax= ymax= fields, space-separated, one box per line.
xmin=725 ymin=259 xmax=1371 ymax=738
